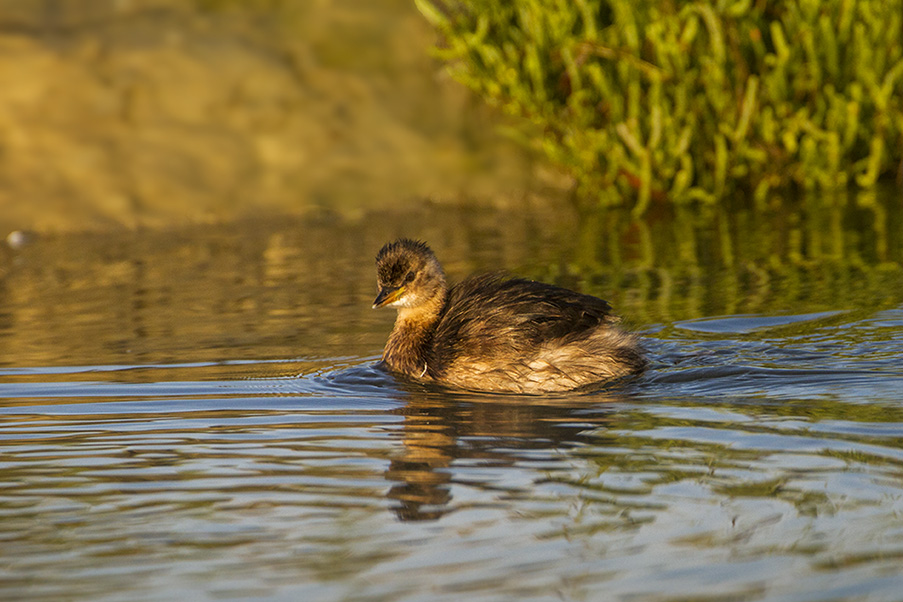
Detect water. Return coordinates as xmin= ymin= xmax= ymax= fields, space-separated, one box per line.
xmin=2 ymin=201 xmax=903 ymax=601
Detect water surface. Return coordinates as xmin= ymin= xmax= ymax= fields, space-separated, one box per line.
xmin=2 ymin=201 xmax=903 ymax=601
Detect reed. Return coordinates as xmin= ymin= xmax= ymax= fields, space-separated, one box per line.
xmin=417 ymin=0 xmax=903 ymax=214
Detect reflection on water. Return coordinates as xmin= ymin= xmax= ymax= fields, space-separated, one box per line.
xmin=384 ymin=390 xmax=625 ymax=522
xmin=2 ymin=191 xmax=901 ymax=368
xmin=2 ymin=198 xmax=903 ymax=601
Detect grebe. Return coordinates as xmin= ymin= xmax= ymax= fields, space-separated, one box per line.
xmin=373 ymin=239 xmax=645 ymax=393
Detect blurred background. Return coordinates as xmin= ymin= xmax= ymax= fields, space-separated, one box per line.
xmin=0 ymin=0 xmax=548 ymax=234
xmin=0 ymin=0 xmax=901 ymax=369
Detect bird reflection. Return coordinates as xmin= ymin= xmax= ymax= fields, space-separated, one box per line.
xmin=384 ymin=386 xmax=628 ymax=521
xmin=385 ymin=396 xmax=456 ymax=521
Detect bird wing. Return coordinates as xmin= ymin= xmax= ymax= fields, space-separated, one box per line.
xmin=429 ymin=274 xmax=618 ymax=367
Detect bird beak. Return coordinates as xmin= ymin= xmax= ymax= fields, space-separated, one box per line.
xmin=373 ymin=286 xmax=403 ymax=309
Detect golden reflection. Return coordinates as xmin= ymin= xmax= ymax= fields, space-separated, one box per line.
xmin=1 ymin=189 xmax=901 ymax=369
xmin=384 ymin=389 xmax=627 ymax=521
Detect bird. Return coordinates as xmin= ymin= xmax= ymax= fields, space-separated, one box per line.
xmin=372 ymin=238 xmax=645 ymax=394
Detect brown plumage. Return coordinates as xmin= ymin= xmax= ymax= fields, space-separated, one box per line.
xmin=373 ymin=239 xmax=646 ymax=393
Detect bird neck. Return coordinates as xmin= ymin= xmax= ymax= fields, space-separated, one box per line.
xmin=382 ymin=292 xmax=445 ymax=377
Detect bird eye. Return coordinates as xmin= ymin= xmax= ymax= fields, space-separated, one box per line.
xmin=404 ymin=272 xmax=415 ymax=283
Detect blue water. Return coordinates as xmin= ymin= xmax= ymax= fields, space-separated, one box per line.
xmin=2 ymin=307 xmax=903 ymax=601
xmin=2 ymin=213 xmax=903 ymax=601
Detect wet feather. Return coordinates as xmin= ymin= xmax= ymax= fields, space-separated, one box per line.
xmin=373 ymin=239 xmax=645 ymax=393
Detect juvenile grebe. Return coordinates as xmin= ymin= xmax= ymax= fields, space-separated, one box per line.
xmin=373 ymin=239 xmax=645 ymax=393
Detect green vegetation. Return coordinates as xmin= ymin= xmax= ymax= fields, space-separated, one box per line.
xmin=417 ymin=0 xmax=903 ymax=214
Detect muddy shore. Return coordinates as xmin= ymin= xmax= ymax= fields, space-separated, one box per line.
xmin=0 ymin=0 xmax=541 ymax=234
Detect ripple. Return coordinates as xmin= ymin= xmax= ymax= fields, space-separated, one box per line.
xmin=673 ymin=311 xmax=847 ymax=334
xmin=3 ymin=313 xmax=903 ymax=602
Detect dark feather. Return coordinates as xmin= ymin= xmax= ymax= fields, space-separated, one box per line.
xmin=375 ymin=239 xmax=432 ymax=285
xmin=374 ymin=240 xmax=645 ymax=393
xmin=428 ymin=273 xmax=620 ymax=371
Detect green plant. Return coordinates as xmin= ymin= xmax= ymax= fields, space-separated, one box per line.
xmin=417 ymin=0 xmax=903 ymax=214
